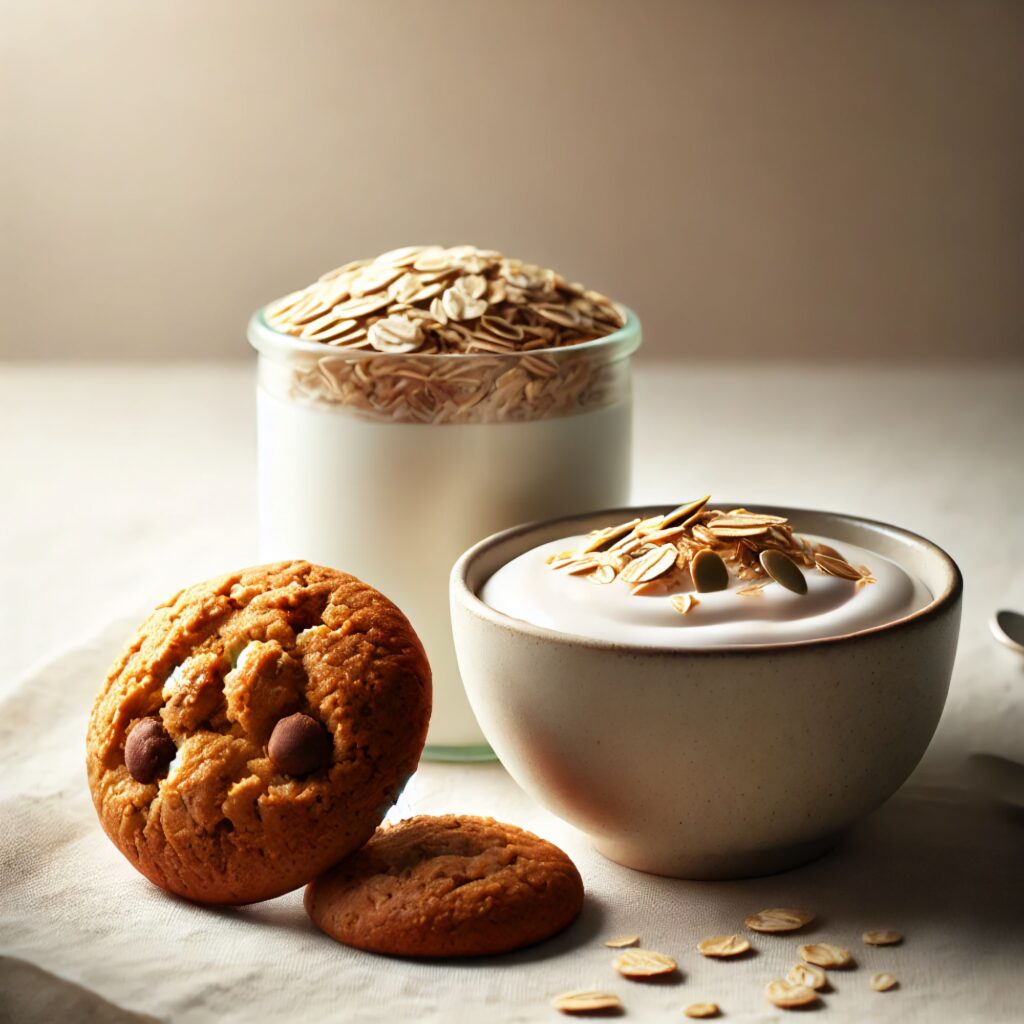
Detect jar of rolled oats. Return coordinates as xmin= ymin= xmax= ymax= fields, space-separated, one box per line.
xmin=247 ymin=246 xmax=640 ymax=760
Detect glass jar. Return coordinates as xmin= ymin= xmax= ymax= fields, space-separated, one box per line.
xmin=248 ymin=306 xmax=641 ymax=759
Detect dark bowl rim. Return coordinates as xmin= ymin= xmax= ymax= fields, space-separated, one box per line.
xmin=451 ymin=502 xmax=963 ymax=656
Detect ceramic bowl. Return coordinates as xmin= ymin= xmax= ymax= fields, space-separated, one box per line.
xmin=450 ymin=504 xmax=962 ymax=879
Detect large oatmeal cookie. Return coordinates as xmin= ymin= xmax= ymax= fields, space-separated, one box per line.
xmin=86 ymin=561 xmax=431 ymax=905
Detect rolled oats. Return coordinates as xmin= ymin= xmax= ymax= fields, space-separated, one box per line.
xmin=697 ymin=934 xmax=750 ymax=958
xmin=799 ymin=943 xmax=854 ymax=968
xmin=367 ymin=315 xmax=423 ymax=354
xmin=671 ymin=593 xmax=700 ymax=615
xmin=869 ymin=971 xmax=898 ymax=992
xmin=550 ymin=500 xmax=874 ymax=619
xmin=612 ymin=948 xmax=678 ymax=978
xmin=814 ymin=553 xmax=866 ymax=581
xmin=744 ymin=907 xmax=815 ymax=933
xmin=736 ymin=582 xmax=768 ymax=597
xmin=263 ymin=244 xmax=627 ymax=425
xmin=684 ymin=1002 xmax=720 ymax=1018
xmin=552 ymin=990 xmax=623 ymax=1014
xmin=765 ymin=979 xmax=819 ymax=1009
xmin=787 ymin=962 xmax=828 ymax=990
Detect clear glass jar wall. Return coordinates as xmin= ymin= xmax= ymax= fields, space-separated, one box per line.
xmin=249 ymin=309 xmax=641 ymax=758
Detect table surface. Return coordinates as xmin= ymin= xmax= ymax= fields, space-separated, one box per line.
xmin=2 ymin=361 xmax=1023 ymax=1023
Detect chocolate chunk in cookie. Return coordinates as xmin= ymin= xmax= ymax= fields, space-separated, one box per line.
xmin=86 ymin=561 xmax=432 ymax=906
xmin=304 ymin=815 xmax=584 ymax=957
xmin=124 ymin=718 xmax=176 ymax=784
xmin=269 ymin=713 xmax=331 ymax=776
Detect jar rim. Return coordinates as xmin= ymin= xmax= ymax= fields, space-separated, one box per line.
xmin=247 ymin=303 xmax=642 ymax=362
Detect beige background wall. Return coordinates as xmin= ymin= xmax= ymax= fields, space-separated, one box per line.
xmin=2 ymin=0 xmax=1021 ymax=363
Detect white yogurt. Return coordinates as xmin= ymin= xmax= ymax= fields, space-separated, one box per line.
xmin=482 ymin=534 xmax=931 ymax=647
xmin=257 ymin=388 xmax=631 ymax=748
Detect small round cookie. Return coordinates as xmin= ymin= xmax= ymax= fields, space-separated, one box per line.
xmin=304 ymin=815 xmax=584 ymax=957
xmin=86 ymin=561 xmax=431 ymax=905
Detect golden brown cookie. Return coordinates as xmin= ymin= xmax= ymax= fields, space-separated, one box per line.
xmin=86 ymin=561 xmax=431 ymax=905
xmin=304 ymin=815 xmax=584 ymax=957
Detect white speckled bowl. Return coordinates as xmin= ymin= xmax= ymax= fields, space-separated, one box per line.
xmin=450 ymin=504 xmax=962 ymax=879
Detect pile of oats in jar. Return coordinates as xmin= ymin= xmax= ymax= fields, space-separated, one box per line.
xmin=259 ymin=245 xmax=630 ymax=424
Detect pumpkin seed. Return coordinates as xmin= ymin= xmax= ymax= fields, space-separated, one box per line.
xmin=659 ymin=495 xmax=711 ymax=528
xmin=759 ymin=549 xmax=808 ymax=595
xmin=580 ymin=518 xmax=642 ymax=554
xmin=692 ymin=549 xmax=729 ymax=592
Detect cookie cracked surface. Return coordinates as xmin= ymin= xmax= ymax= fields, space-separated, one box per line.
xmin=304 ymin=815 xmax=584 ymax=957
xmin=86 ymin=561 xmax=431 ymax=905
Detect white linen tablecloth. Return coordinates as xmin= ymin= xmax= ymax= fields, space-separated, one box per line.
xmin=2 ymin=362 xmax=1023 ymax=1022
